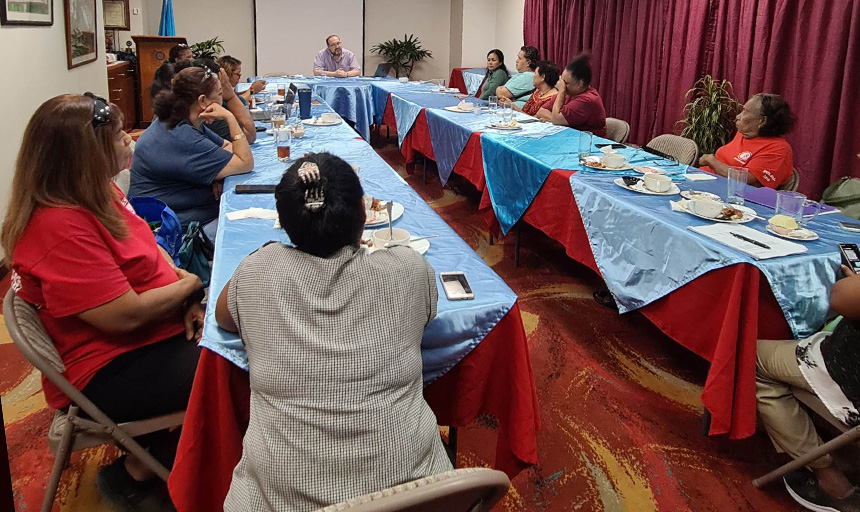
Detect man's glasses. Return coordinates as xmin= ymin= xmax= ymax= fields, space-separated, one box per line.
xmin=84 ymin=92 xmax=111 ymax=129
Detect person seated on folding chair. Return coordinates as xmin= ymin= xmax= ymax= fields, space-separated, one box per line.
xmin=215 ymin=152 xmax=452 ymax=512
xmin=1 ymin=93 xmax=206 ymax=511
xmin=756 ymin=265 xmax=860 ymax=511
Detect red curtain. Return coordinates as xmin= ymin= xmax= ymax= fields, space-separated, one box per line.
xmin=524 ymin=0 xmax=860 ymax=198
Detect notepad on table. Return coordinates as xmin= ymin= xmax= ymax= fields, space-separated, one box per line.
xmin=688 ymin=223 xmax=807 ymax=260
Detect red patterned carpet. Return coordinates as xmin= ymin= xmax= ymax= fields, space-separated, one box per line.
xmin=2 ymin=139 xmax=807 ymax=511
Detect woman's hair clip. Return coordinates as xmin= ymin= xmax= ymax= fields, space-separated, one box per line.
xmin=298 ymin=162 xmax=325 ymax=211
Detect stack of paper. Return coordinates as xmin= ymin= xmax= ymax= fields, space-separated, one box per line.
xmin=688 ymin=223 xmax=807 ymax=260
xmin=685 ymin=173 xmax=718 ymax=181
xmin=226 ymin=207 xmax=279 ymax=221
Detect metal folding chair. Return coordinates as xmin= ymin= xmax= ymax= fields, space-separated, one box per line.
xmin=3 ymin=289 xmax=185 ymax=512
xmin=312 ymin=467 xmax=510 ymax=512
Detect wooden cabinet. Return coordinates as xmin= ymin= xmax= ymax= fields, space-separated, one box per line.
xmin=107 ymin=61 xmax=137 ymax=131
xmin=132 ymin=36 xmax=188 ymax=127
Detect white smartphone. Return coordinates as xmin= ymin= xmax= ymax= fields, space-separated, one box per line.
xmin=439 ymin=272 xmax=474 ymax=300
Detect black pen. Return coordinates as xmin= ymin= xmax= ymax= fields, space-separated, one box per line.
xmin=730 ymin=231 xmax=771 ymax=250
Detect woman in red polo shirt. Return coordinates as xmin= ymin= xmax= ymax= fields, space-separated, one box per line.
xmin=699 ymin=93 xmax=795 ymax=188
xmin=1 ymin=93 xmax=204 ymax=510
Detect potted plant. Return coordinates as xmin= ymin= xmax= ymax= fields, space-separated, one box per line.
xmin=676 ymin=75 xmax=742 ymax=155
xmin=191 ymin=37 xmax=225 ymax=60
xmin=370 ymin=34 xmax=432 ymax=79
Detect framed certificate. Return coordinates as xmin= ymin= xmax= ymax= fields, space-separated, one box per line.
xmin=103 ymin=0 xmax=128 ymax=30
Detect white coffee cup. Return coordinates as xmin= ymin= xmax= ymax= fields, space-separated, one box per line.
xmin=320 ymin=112 xmax=339 ymax=124
xmin=689 ymin=198 xmax=723 ymax=218
xmin=372 ymin=228 xmax=410 ymax=249
xmin=602 ymin=153 xmax=627 ymax=169
xmin=457 ymin=100 xmax=474 ymax=111
xmin=643 ymin=173 xmax=672 ymax=193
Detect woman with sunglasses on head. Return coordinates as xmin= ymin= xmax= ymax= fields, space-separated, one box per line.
xmin=2 ymin=93 xmax=206 ymax=510
xmin=130 ymin=66 xmax=254 ymax=240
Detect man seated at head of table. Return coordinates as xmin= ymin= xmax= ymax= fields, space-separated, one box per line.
xmin=217 ymin=55 xmax=266 ymax=107
xmin=495 ymin=45 xmax=540 ymax=108
xmin=698 ymin=93 xmax=795 ymax=189
xmin=129 ymin=67 xmax=254 ymax=240
xmin=215 ymin=153 xmax=453 ymax=512
xmin=313 ymin=35 xmax=361 ymax=78
xmin=539 ymin=53 xmax=607 ymax=137
xmin=479 ymin=49 xmax=509 ymax=100
xmin=500 ymin=60 xmax=559 ymax=117
xmin=756 ymin=265 xmax=860 ymax=512
xmin=3 ymin=92 xmax=204 ymax=509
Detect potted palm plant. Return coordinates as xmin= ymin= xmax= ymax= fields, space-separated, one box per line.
xmin=677 ymin=75 xmax=742 ymax=155
xmin=370 ymin=34 xmax=432 ymax=79
xmin=191 ymin=37 xmax=225 ymax=60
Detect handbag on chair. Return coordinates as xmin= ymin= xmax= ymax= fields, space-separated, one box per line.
xmin=178 ymin=221 xmax=214 ymax=288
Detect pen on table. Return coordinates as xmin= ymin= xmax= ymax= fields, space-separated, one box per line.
xmin=730 ymin=231 xmax=771 ymax=250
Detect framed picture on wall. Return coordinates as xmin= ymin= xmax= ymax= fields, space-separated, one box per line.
xmin=103 ymin=0 xmax=129 ymax=30
xmin=64 ymin=0 xmax=98 ymax=69
xmin=1 ymin=0 xmax=54 ymax=26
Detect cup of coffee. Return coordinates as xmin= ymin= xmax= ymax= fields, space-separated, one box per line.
xmin=643 ymin=173 xmax=672 ymax=193
xmin=688 ymin=198 xmax=723 ymax=218
xmin=602 ymin=153 xmax=627 ymax=169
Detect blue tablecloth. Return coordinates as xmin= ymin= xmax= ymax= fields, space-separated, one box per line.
xmin=462 ymin=68 xmax=485 ymax=96
xmin=569 ymin=172 xmax=860 ymax=338
xmin=201 ymin=96 xmax=518 ymax=385
xmin=247 ymin=76 xmax=400 ymax=140
xmin=389 ymin=90 xmax=462 ymax=146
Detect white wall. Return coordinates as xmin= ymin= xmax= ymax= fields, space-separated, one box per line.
xmin=142 ymin=0 xmax=256 ymax=76
xmin=364 ymin=0 xmax=451 ymax=81
xmin=256 ymin=0 xmax=363 ymax=76
xmin=460 ymin=0 xmax=497 ymax=68
xmin=494 ymin=0 xmax=525 ymax=63
xmin=0 ymin=0 xmax=109 ymax=256
xmin=115 ymin=0 xmax=146 ymax=52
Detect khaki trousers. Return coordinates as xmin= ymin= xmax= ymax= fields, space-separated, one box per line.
xmin=755 ymin=339 xmax=832 ymax=469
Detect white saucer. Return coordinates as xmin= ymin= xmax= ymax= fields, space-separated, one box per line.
xmin=582 ymin=156 xmax=634 ymax=171
xmin=678 ymin=200 xmax=757 ymax=224
xmin=487 ymin=122 xmax=522 ymax=131
xmin=443 ymin=106 xmax=475 ymax=113
xmin=680 ymin=190 xmax=721 ymax=201
xmin=633 ymin=166 xmax=665 ymax=175
xmin=365 ymin=202 xmax=404 ymax=227
xmin=302 ymin=117 xmax=341 ymax=126
xmin=362 ymin=231 xmax=430 ymax=255
xmin=613 ymin=178 xmax=680 ymax=196
xmin=766 ymin=224 xmax=819 ymax=241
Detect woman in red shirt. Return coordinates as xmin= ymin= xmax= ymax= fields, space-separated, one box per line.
xmin=1 ymin=93 xmax=204 ymax=510
xmin=501 ymin=60 xmax=559 ymax=117
xmin=539 ymin=53 xmax=607 ymax=138
xmin=699 ymin=93 xmax=795 ymax=188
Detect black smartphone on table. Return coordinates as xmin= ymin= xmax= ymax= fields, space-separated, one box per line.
xmin=839 ymin=243 xmax=860 ymax=274
xmin=235 ymin=184 xmax=277 ymax=194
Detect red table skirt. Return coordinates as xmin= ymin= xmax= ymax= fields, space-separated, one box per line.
xmin=168 ymin=303 xmax=539 ymax=512
xmin=449 ymin=68 xmax=469 ymax=95
xmin=386 ymin=96 xmax=792 ymax=439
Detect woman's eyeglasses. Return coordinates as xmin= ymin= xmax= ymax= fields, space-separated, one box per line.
xmin=84 ymin=92 xmax=111 ymax=129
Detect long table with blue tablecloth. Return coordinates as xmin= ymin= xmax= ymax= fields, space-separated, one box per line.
xmin=167 ymin=94 xmax=540 ymax=512
xmin=372 ymin=77 xmax=860 ymax=439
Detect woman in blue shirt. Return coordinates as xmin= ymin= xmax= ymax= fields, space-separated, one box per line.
xmin=129 ymin=67 xmax=254 ymax=239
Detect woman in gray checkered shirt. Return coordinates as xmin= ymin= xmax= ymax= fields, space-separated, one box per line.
xmin=215 ymin=153 xmax=452 ymax=512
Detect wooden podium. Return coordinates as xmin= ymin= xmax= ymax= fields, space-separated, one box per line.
xmin=132 ymin=35 xmax=187 ymax=127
